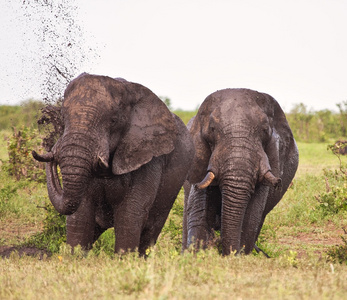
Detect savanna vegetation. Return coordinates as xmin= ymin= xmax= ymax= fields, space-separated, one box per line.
xmin=0 ymin=100 xmax=347 ymax=299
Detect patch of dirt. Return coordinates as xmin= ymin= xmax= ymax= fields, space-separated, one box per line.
xmin=276 ymin=222 xmax=346 ymax=259
xmin=0 ymin=217 xmax=47 ymax=259
xmin=1 ymin=218 xmax=346 ymax=260
xmin=0 ymin=246 xmax=51 ymax=259
xmin=0 ymin=219 xmax=42 ymax=242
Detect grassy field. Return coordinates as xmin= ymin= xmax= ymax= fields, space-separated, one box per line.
xmin=1 ymin=130 xmax=347 ymax=299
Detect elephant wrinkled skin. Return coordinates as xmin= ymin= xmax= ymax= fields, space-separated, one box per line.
xmin=33 ymin=73 xmax=194 ymax=255
xmin=182 ymin=88 xmax=298 ymax=255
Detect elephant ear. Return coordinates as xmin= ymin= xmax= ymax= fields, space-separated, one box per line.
xmin=263 ymin=95 xmax=295 ymax=178
xmin=112 ymin=91 xmax=177 ymax=175
xmin=187 ymin=114 xmax=211 ymax=184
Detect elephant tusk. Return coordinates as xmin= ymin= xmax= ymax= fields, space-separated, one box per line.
xmin=196 ymin=171 xmax=215 ymax=189
xmin=32 ymin=150 xmax=54 ymax=162
xmin=98 ymin=155 xmax=109 ymax=169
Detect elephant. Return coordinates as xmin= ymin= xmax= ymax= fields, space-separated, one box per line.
xmin=32 ymin=73 xmax=194 ymax=255
xmin=334 ymin=140 xmax=347 ymax=155
xmin=182 ymin=88 xmax=299 ymax=256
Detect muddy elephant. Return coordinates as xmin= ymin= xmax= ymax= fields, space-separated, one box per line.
xmin=33 ymin=73 xmax=194 ymax=255
xmin=334 ymin=140 xmax=347 ymax=155
xmin=182 ymin=88 xmax=298 ymax=255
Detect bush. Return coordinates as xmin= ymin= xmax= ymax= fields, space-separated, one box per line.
xmin=326 ymin=231 xmax=347 ymax=265
xmin=315 ymin=144 xmax=347 ymax=216
xmin=315 ymin=174 xmax=347 ymax=215
xmin=25 ymin=203 xmax=66 ymax=253
xmin=3 ymin=126 xmax=46 ymax=182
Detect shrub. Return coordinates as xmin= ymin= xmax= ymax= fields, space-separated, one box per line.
xmin=4 ymin=126 xmax=46 ymax=182
xmin=25 ymin=203 xmax=66 ymax=253
xmin=326 ymin=230 xmax=347 ymax=265
xmin=315 ymin=175 xmax=347 ymax=215
xmin=314 ymin=143 xmax=347 ymax=216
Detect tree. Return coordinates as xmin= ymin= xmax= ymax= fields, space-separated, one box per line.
xmin=288 ymin=103 xmax=314 ymax=142
xmin=336 ymin=101 xmax=347 ymax=137
xmin=160 ymin=96 xmax=173 ymax=111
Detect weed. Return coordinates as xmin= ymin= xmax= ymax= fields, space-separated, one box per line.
xmin=281 ymin=250 xmax=299 ymax=268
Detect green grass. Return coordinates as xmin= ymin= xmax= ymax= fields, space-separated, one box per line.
xmin=1 ymin=132 xmax=347 ymax=299
xmin=296 ymin=142 xmax=347 ymax=177
xmin=0 ymin=130 xmax=10 ymax=162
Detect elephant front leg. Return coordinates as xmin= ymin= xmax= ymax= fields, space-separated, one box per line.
xmin=186 ymin=186 xmax=215 ymax=250
xmin=241 ymin=184 xmax=269 ymax=254
xmin=182 ymin=181 xmax=191 ymax=251
xmin=66 ymin=196 xmax=96 ymax=251
xmin=113 ymin=159 xmax=162 ymax=254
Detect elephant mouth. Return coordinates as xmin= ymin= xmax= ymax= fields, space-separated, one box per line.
xmin=93 ymin=167 xmax=114 ymax=179
xmin=93 ymin=153 xmax=114 ymax=178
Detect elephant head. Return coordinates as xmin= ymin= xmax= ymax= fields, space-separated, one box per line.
xmin=186 ymin=88 xmax=298 ymax=255
xmin=33 ymin=73 xmax=177 ymax=215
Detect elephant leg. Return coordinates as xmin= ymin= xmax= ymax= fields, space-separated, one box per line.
xmin=138 ymin=188 xmax=179 ymax=256
xmin=139 ymin=130 xmax=194 ymax=255
xmin=138 ymin=190 xmax=178 ymax=256
xmin=251 ymin=166 xmax=297 ymax=253
xmin=182 ymin=181 xmax=191 ymax=251
xmin=66 ymin=196 xmax=96 ymax=250
xmin=113 ymin=158 xmax=162 ymax=254
xmin=240 ymin=184 xmax=269 ymax=254
xmin=186 ymin=186 xmax=216 ymax=250
xmin=139 ymin=169 xmax=192 ymax=254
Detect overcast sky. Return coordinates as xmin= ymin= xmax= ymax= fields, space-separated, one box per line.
xmin=1 ymin=0 xmax=347 ymax=112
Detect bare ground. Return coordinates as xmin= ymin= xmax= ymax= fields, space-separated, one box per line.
xmin=276 ymin=222 xmax=346 ymax=259
xmin=0 ymin=218 xmax=345 ymax=259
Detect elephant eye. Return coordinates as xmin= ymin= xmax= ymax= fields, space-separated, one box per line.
xmin=262 ymin=127 xmax=272 ymax=145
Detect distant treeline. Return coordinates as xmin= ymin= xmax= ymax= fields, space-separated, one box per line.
xmin=0 ymin=100 xmax=44 ymax=131
xmin=0 ymin=100 xmax=346 ymax=143
xmin=286 ymin=102 xmax=347 ymax=142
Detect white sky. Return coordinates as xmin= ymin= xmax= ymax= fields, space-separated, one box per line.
xmin=1 ymin=0 xmax=347 ymax=112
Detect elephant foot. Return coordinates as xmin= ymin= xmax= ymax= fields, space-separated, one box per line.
xmin=254 ymin=244 xmax=270 ymax=258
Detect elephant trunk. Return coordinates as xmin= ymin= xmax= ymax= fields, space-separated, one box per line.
xmin=46 ymin=135 xmax=93 ymax=215
xmin=220 ymin=173 xmax=253 ymax=255
xmin=216 ymin=140 xmax=281 ymax=255
xmin=209 ymin=148 xmax=259 ymax=255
